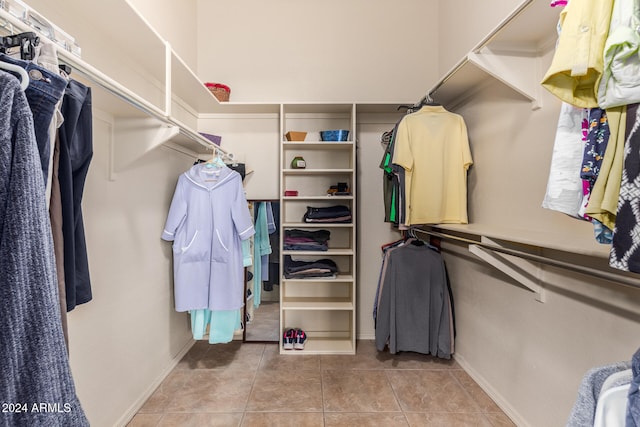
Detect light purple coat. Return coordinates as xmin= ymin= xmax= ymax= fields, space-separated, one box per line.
xmin=162 ymin=164 xmax=255 ymax=311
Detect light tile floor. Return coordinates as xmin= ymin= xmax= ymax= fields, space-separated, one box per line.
xmin=128 ymin=340 xmax=516 ymax=427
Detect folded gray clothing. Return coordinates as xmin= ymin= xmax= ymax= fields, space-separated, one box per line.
xmin=285 ymin=229 xmax=331 ymax=242
xmin=284 ymin=256 xmax=338 ymax=275
xmin=285 ymin=270 xmax=336 ymax=279
xmin=284 ymin=243 xmax=328 ymax=251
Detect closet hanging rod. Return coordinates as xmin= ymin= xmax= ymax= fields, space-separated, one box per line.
xmin=57 ymin=53 xmax=230 ymax=157
xmin=413 ymin=228 xmax=640 ymax=290
xmin=0 ymin=8 xmax=229 ymax=157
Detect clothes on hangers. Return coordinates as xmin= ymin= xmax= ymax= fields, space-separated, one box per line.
xmin=190 ymin=309 xmax=242 ymax=344
xmin=194 ymin=157 xmax=248 ymax=180
xmin=188 ymin=231 xmax=253 ymax=343
xmin=0 ymin=70 xmax=89 ymax=426
xmin=162 ymin=162 xmax=255 ymax=311
xmin=385 ymin=105 xmax=473 ymax=226
xmin=541 ymin=0 xmax=614 ymax=108
xmin=0 ymin=53 xmax=67 ymax=186
xmin=374 ymin=237 xmax=454 ymax=358
xmin=542 ymin=102 xmax=630 ymax=245
xmin=597 ymin=0 xmax=640 ymax=109
xmin=543 ymin=103 xmax=590 ymax=217
xmin=373 ymin=237 xmax=410 ymax=324
xmin=0 ymin=51 xmax=93 ymax=318
xmin=584 ymin=105 xmax=627 ymax=231
xmin=58 ymin=78 xmax=94 ymax=311
xmin=264 ymin=202 xmax=280 ymax=292
xmin=380 ymin=122 xmax=400 ymax=224
xmin=610 ymin=103 xmax=640 ymax=272
xmin=581 ymin=108 xmax=610 ymax=193
xmin=252 ymin=201 xmax=275 ymax=308
xmin=261 ymin=202 xmax=276 ymax=282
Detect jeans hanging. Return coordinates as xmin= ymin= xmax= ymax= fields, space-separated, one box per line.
xmin=0 ymin=53 xmax=67 ymax=185
xmin=58 ymin=79 xmax=93 ymax=311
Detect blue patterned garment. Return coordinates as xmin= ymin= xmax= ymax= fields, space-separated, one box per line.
xmin=582 ymin=108 xmax=611 ymax=191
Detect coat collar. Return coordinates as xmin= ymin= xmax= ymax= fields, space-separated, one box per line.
xmin=185 ymin=163 xmax=237 ymax=190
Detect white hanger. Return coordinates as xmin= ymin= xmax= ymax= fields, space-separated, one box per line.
xmin=0 ymin=61 xmax=29 ymax=91
xmin=205 ymin=149 xmax=226 ymax=169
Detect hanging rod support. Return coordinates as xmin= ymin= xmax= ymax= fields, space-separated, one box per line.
xmin=468 ymin=243 xmax=546 ymax=302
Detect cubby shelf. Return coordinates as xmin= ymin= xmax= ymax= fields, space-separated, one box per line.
xmin=279 ymin=104 xmax=357 ymax=355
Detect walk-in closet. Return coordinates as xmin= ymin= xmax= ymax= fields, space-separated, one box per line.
xmin=2 ymin=0 xmax=639 ymax=426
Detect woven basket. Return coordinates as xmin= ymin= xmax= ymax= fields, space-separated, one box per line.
xmin=205 ymin=83 xmax=230 ymax=102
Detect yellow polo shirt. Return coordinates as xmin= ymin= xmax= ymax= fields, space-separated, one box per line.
xmin=541 ymin=0 xmax=614 ymax=108
xmin=392 ymin=106 xmax=473 ymax=225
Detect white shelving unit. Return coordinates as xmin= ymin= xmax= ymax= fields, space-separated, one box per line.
xmin=428 ymin=0 xmax=560 ymax=110
xmin=279 ymin=103 xmax=357 ymax=355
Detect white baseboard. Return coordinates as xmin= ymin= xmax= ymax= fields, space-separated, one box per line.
xmin=453 ymin=353 xmax=529 ymax=427
xmin=116 ymin=339 xmax=196 ymax=427
xmin=357 ymin=332 xmax=375 ymax=341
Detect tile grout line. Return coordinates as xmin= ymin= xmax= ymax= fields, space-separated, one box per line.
xmin=242 ymin=343 xmax=269 ymax=426
xmin=449 ymin=369 xmax=496 ymax=426
xmin=319 ymin=355 xmax=326 ymax=426
xmin=383 ymin=369 xmax=411 ymax=426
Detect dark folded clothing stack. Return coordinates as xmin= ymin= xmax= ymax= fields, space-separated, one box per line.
xmin=303 ymin=205 xmax=352 ymax=223
xmin=284 ymin=229 xmax=331 ymax=251
xmin=283 ymin=255 xmax=339 ymax=279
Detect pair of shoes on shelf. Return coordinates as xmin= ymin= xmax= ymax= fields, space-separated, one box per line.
xmin=282 ymin=328 xmax=307 ymax=350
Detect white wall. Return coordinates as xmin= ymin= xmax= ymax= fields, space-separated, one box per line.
xmin=196 ymin=0 xmax=438 ymax=103
xmin=437 ymin=0 xmax=522 ymax=77
xmin=128 ymin=0 xmax=199 ymax=69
